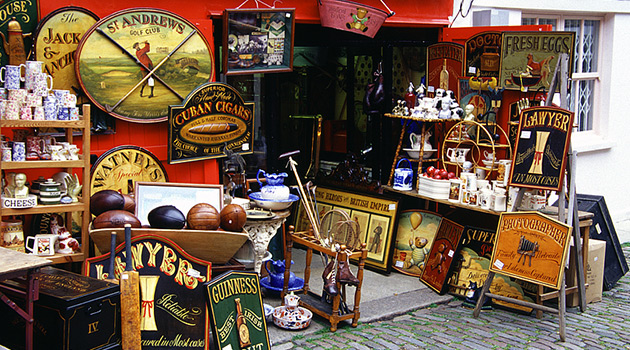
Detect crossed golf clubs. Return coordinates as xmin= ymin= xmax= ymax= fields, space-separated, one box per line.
xmin=96 ymin=28 xmax=196 ymax=112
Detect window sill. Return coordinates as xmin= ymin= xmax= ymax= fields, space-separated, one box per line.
xmin=571 ymin=131 xmax=614 ymax=154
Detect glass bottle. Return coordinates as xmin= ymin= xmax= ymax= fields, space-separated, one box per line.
xmin=439 ymin=59 xmax=449 ymax=90
xmin=235 ymin=298 xmax=251 ymax=348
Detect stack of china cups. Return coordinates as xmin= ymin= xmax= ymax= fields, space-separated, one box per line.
xmin=0 ymin=60 xmax=78 ymax=122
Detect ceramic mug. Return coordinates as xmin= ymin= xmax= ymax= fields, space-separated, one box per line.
xmin=8 ymin=88 xmax=27 ymax=102
xmin=12 ymin=141 xmax=25 ymax=161
xmin=494 ymin=194 xmax=507 ymax=211
xmin=26 ymin=136 xmax=43 ymax=157
xmin=0 ymin=87 xmax=6 ymax=100
xmin=0 ymin=64 xmax=26 ymax=90
xmin=1 ymin=147 xmax=11 ymax=161
xmin=24 ymin=60 xmax=43 ymax=91
xmin=33 ymin=73 xmax=53 ymax=97
xmin=5 ymin=100 xmax=20 ymax=120
xmin=57 ymin=107 xmax=69 ymax=120
xmin=19 ymin=106 xmax=32 ymax=120
xmin=62 ymin=93 xmax=77 ymax=108
xmin=0 ymin=100 xmax=6 ymax=119
xmin=44 ymin=99 xmax=58 ymax=120
xmin=25 ymin=93 xmax=42 ymax=107
xmin=49 ymin=144 xmax=65 ymax=161
xmin=33 ymin=106 xmax=45 ymax=120
xmin=25 ymin=234 xmax=57 ymax=256
xmin=69 ymin=106 xmax=80 ymax=120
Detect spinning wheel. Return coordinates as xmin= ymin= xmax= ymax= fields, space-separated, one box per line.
xmin=319 ymin=209 xmax=361 ymax=251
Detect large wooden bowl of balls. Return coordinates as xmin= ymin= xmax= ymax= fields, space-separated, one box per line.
xmin=89 ymin=190 xmax=248 ymax=264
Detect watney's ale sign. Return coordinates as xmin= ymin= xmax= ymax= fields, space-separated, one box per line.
xmin=169 ymin=82 xmax=254 ymax=164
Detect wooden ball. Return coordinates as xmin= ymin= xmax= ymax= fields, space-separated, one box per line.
xmin=220 ymin=204 xmax=247 ymax=232
xmin=187 ymin=203 xmax=220 ymax=230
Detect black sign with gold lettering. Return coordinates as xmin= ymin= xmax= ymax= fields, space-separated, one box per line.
xmin=0 ymin=0 xmax=39 ymax=66
xmin=509 ymin=106 xmax=574 ymax=191
xmin=205 ymin=271 xmax=270 ymax=350
xmin=464 ymin=31 xmax=501 ymax=77
xmin=85 ymin=234 xmax=212 ymax=350
xmin=168 ymin=82 xmax=254 ymax=164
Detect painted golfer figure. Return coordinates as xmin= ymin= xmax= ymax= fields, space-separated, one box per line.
xmin=134 ymin=40 xmax=155 ymax=98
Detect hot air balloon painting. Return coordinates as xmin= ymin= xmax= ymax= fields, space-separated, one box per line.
xmin=392 ymin=210 xmax=443 ymax=276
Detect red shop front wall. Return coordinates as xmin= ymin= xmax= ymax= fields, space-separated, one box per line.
xmin=39 ymin=0 xmax=452 ymax=184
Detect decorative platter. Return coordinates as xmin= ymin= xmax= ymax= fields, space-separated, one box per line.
xmin=75 ymin=7 xmax=214 ymax=122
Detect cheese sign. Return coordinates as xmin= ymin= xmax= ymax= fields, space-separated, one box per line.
xmin=205 ymin=271 xmax=270 ymax=350
xmin=490 ymin=212 xmax=572 ymax=290
xmin=85 ymin=234 xmax=212 ymax=350
xmin=168 ymin=82 xmax=254 ymax=164
xmin=509 ymin=106 xmax=574 ymax=191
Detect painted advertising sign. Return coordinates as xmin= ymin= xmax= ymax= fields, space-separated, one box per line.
xmin=392 ymin=210 xmax=442 ymax=277
xmin=490 ymin=212 xmax=572 ymax=290
xmin=76 ymin=8 xmax=214 ymax=123
xmin=168 ymin=82 xmax=254 ymax=164
xmin=205 ymin=271 xmax=270 ymax=350
xmin=499 ymin=31 xmax=575 ymax=92
xmin=33 ymin=6 xmax=98 ymax=103
xmin=85 ymin=234 xmax=212 ymax=349
xmin=426 ymin=42 xmax=464 ymax=97
xmin=0 ymin=0 xmax=38 ymax=66
xmin=509 ymin=106 xmax=574 ymax=191
xmin=420 ymin=218 xmax=465 ymax=294
xmin=464 ymin=31 xmax=501 ymax=77
xmin=448 ymin=226 xmax=534 ymax=313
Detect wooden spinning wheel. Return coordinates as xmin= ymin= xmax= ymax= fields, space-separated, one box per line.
xmin=319 ymin=209 xmax=361 ymax=251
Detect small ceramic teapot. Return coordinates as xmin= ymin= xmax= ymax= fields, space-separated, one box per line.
xmin=257 ymin=169 xmax=290 ymax=200
xmin=265 ymin=259 xmax=299 ymax=289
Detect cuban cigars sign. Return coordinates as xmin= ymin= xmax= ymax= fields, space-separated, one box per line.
xmin=85 ymin=234 xmax=212 ymax=349
xmin=420 ymin=218 xmax=465 ymax=294
xmin=490 ymin=212 xmax=572 ymax=290
xmin=509 ymin=106 xmax=574 ymax=191
xmin=169 ymin=82 xmax=254 ymax=164
xmin=426 ymin=42 xmax=464 ymax=97
xmin=205 ymin=271 xmax=270 ymax=350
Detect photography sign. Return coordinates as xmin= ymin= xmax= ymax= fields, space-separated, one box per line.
xmin=205 ymin=271 xmax=270 ymax=350
xmin=509 ymin=106 xmax=574 ymax=191
xmin=490 ymin=212 xmax=572 ymax=290
xmin=168 ymin=82 xmax=254 ymax=164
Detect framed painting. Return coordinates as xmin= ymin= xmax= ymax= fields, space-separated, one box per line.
xmin=392 ymin=210 xmax=443 ymax=277
xmin=134 ymin=182 xmax=223 ymax=227
xmin=223 ymin=8 xmax=295 ymax=75
xmin=294 ymin=186 xmax=399 ymax=273
xmin=75 ymin=8 xmax=214 ymax=123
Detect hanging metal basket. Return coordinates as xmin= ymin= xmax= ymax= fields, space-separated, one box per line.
xmin=317 ymin=0 xmax=395 ymax=38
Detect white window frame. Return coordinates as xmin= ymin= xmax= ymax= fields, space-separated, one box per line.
xmin=521 ymin=13 xmax=611 ymax=152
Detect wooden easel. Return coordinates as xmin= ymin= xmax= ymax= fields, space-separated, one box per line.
xmin=473 ymin=54 xmax=586 ymax=341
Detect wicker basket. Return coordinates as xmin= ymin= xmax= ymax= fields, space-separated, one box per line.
xmin=317 ymin=0 xmax=394 ymax=38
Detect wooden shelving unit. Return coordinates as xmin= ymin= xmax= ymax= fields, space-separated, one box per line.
xmin=283 ymin=226 xmax=368 ymax=332
xmin=0 ymin=105 xmax=91 ymax=265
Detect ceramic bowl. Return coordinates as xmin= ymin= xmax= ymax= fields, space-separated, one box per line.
xmin=272 ymin=305 xmax=312 ymax=330
xmin=249 ymin=192 xmax=299 ymax=211
xmin=403 ymin=148 xmax=436 ymax=159
xmin=482 ymin=159 xmax=498 ymax=168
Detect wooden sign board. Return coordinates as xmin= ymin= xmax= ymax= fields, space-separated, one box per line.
xmin=294 ymin=186 xmax=399 ymax=273
xmin=490 ymin=212 xmax=572 ymax=290
xmin=448 ymin=226 xmax=534 ymax=313
xmin=426 ymin=42 xmax=464 ymax=96
xmin=168 ymin=82 xmax=254 ymax=164
xmin=33 ymin=6 xmax=99 ymax=102
xmin=464 ymin=31 xmax=501 ymax=78
xmin=204 ymin=271 xmax=270 ymax=350
xmin=85 ymin=234 xmax=212 ymax=350
xmin=420 ymin=218 xmax=465 ymax=294
xmin=0 ymin=0 xmax=39 ymax=66
xmin=392 ymin=210 xmax=442 ymax=277
xmin=499 ymin=31 xmax=575 ymax=92
xmin=509 ymin=106 xmax=574 ymax=191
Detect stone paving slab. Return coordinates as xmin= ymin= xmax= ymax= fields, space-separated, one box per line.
xmin=272 ymin=246 xmax=630 ymax=349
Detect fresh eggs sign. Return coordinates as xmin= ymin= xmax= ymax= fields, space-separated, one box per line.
xmin=85 ymin=234 xmax=212 ymax=349
xmin=169 ymin=82 xmax=254 ymax=164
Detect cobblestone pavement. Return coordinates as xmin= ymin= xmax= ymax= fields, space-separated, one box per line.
xmin=273 ymin=247 xmax=630 ymax=350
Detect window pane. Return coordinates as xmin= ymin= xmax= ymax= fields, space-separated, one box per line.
xmin=583 ymin=20 xmax=600 ymax=73
xmin=570 ymin=79 xmax=594 ymax=131
xmin=565 ymin=19 xmax=581 ymax=73
xmin=522 ymin=17 xmax=537 ymax=25
xmin=539 ymin=18 xmax=557 ymax=30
